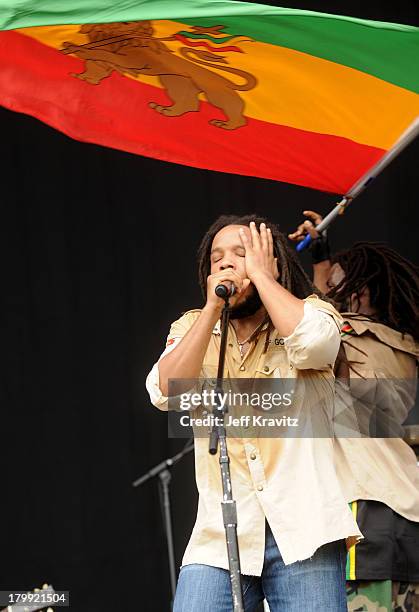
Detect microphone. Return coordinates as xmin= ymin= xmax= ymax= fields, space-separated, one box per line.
xmin=215 ymin=282 xmax=236 ymax=299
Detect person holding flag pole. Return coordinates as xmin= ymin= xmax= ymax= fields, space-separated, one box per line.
xmin=293 ymin=117 xmax=419 ymax=255
xmin=289 ymin=214 xmax=419 ymax=611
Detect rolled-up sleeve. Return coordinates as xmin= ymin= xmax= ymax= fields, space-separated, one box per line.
xmin=145 ymin=311 xmax=200 ymax=411
xmin=284 ymin=302 xmax=341 ymax=370
xmin=145 ymin=338 xmax=182 ymax=411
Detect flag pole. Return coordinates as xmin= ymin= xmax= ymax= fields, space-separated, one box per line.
xmin=296 ymin=117 xmax=419 ymax=252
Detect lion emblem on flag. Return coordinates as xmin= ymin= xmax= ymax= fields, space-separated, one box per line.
xmin=61 ymin=20 xmax=257 ymax=130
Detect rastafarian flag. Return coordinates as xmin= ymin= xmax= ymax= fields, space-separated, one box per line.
xmin=0 ymin=0 xmax=418 ymax=193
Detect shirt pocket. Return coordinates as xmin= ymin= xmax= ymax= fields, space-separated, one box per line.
xmin=255 ymin=351 xmax=290 ymax=378
xmin=201 ymin=360 xmax=229 ymax=380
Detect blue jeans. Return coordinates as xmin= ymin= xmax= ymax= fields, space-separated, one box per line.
xmin=173 ymin=523 xmax=347 ymax=611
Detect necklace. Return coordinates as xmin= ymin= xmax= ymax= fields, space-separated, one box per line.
xmin=236 ymin=323 xmax=264 ymax=359
xmin=238 ymin=341 xmax=249 ymax=360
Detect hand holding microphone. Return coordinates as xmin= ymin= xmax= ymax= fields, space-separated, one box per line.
xmin=205 ymin=269 xmax=248 ymax=311
xmin=215 ymin=282 xmax=236 ymax=299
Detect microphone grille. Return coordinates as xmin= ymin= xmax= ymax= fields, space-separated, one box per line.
xmin=215 ymin=284 xmax=229 ymax=298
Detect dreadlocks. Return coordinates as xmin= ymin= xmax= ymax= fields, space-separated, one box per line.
xmin=328 ymin=242 xmax=419 ymax=341
xmin=197 ymin=214 xmax=318 ymax=351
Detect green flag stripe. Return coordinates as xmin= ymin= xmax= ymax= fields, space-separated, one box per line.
xmin=180 ymin=16 xmax=419 ymax=94
xmin=177 ymin=31 xmax=242 ymax=44
xmin=1 ymin=0 xmax=417 ymax=33
xmin=1 ymin=0 xmax=418 ymax=92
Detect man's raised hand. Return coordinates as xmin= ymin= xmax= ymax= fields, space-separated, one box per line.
xmin=288 ymin=210 xmax=323 ymax=243
xmin=239 ymin=222 xmax=279 ymax=283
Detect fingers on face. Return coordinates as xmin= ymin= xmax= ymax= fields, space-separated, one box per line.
xmin=249 ymin=221 xmax=261 ymax=249
xmin=240 ymin=278 xmax=251 ymax=295
xmin=242 ymin=222 xmax=275 ymax=265
xmin=267 ymin=226 xmax=273 ymax=257
xmin=215 ymin=268 xmax=242 ymax=281
xmin=210 ymin=269 xmax=243 ymax=291
xmin=259 ymin=222 xmax=269 ymax=253
xmin=247 ymin=221 xmax=272 ymax=250
xmin=273 ymin=257 xmax=279 ymax=280
xmin=239 ymin=227 xmax=249 ymax=247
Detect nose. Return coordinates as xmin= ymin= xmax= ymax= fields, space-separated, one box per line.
xmin=219 ymin=261 xmax=235 ymax=271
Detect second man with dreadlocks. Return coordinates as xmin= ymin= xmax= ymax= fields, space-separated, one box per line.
xmin=146 ymin=215 xmax=362 ymax=612
xmin=289 ymin=211 xmax=419 ymax=612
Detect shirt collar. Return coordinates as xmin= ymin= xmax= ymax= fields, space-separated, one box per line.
xmin=212 ymin=319 xmax=269 ymax=336
xmin=341 ymin=313 xmax=418 ymax=358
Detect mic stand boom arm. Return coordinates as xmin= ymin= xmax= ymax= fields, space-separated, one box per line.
xmin=132 ymin=440 xmax=194 ymax=607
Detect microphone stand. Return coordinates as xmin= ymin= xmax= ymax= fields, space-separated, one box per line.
xmin=132 ymin=439 xmax=194 ymax=608
xmin=209 ymin=297 xmax=244 ymax=612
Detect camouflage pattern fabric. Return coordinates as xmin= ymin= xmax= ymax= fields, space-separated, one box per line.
xmin=346 ymin=580 xmax=419 ymax=611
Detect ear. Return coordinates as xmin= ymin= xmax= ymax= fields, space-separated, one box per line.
xmin=355 ymin=285 xmax=370 ymax=303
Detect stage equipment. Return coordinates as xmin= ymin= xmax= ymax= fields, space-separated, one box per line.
xmin=208 ymin=295 xmax=244 ymax=612
xmin=132 ymin=439 xmax=194 ymax=607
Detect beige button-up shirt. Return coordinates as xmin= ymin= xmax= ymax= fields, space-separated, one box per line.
xmin=146 ymin=296 xmax=362 ymax=575
xmin=334 ymin=314 xmax=419 ymax=522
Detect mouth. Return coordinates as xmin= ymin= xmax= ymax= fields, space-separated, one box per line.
xmin=230 ymin=285 xmax=262 ymax=319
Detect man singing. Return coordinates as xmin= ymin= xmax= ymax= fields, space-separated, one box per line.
xmin=146 ymin=214 xmax=362 ymax=611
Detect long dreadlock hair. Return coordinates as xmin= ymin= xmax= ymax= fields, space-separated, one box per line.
xmin=328 ymin=241 xmax=419 ymax=341
xmin=197 ymin=214 xmax=318 ymax=351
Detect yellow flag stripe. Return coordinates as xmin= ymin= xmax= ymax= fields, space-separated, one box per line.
xmin=18 ymin=21 xmax=419 ymax=150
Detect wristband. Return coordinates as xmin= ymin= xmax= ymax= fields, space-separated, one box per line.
xmin=309 ymin=231 xmax=331 ymax=264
